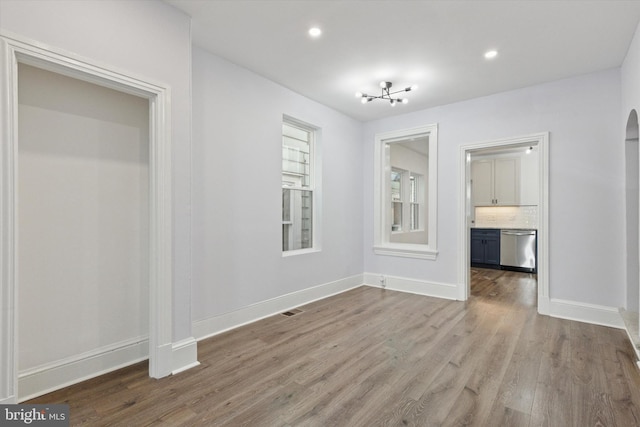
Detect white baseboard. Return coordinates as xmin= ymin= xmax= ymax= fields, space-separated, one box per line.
xmin=548 ymin=298 xmax=624 ymax=329
xmin=18 ymin=337 xmax=148 ymax=402
xmin=538 ymin=295 xmax=551 ymax=316
xmin=0 ymin=395 xmax=16 ymax=404
xmin=193 ymin=274 xmax=364 ymax=341
xmin=621 ymin=325 xmax=640 ymax=363
xmin=363 ymin=272 xmax=458 ymax=300
xmin=17 ymin=336 xmax=199 ymax=402
xmin=172 ymin=337 xmax=200 ymax=374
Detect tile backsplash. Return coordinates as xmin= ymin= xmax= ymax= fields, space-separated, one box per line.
xmin=474 ymin=206 xmax=538 ymax=229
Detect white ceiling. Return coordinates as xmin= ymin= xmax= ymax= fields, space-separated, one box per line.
xmin=167 ymin=0 xmax=640 ymax=122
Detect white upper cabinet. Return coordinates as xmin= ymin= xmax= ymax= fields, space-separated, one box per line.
xmin=471 ymin=157 xmax=520 ymax=206
xmin=494 ymin=157 xmax=520 ymax=205
xmin=471 ymin=159 xmax=494 ymax=206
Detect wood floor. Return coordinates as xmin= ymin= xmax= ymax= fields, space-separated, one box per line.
xmin=29 ymin=268 xmax=640 ymax=426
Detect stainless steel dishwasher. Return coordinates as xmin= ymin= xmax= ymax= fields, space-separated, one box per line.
xmin=500 ymin=229 xmax=537 ymax=273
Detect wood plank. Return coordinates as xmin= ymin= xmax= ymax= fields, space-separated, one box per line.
xmin=529 ymin=317 xmax=573 ymax=427
xmin=595 ymin=322 xmax=640 ymax=426
xmin=443 ymin=308 xmax=528 ymax=426
xmin=570 ymin=321 xmax=616 ymax=427
xmin=487 ymin=308 xmax=547 ymax=418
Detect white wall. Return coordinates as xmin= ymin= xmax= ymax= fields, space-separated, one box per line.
xmin=0 ymin=0 xmax=192 ymax=341
xmin=623 ymin=23 xmax=640 ymax=117
xmin=191 ymin=47 xmax=363 ymax=323
xmin=18 ymin=64 xmax=148 ymax=371
xmin=364 ymin=69 xmax=624 ymax=308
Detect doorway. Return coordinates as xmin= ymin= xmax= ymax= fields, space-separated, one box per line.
xmin=17 ymin=63 xmax=150 ymax=400
xmin=1 ymin=34 xmax=174 ymax=404
xmin=458 ymin=133 xmax=549 ymax=314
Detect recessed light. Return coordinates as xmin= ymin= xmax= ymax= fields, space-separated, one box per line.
xmin=484 ymin=50 xmax=498 ymax=59
xmin=308 ymin=27 xmax=322 ymax=38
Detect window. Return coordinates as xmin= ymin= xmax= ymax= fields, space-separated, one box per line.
xmin=389 ymin=169 xmax=424 ymax=234
xmin=373 ymin=124 xmax=438 ymax=259
xmin=282 ymin=117 xmax=318 ymax=253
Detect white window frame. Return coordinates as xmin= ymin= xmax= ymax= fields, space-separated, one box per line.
xmin=409 ymin=172 xmax=423 ymax=231
xmin=373 ymin=124 xmax=438 ymax=260
xmin=390 ymin=168 xmax=404 ymax=232
xmin=282 ymin=115 xmax=321 ymax=256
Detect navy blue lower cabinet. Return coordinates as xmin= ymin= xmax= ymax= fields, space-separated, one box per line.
xmin=470 ymin=234 xmax=486 ymax=264
xmin=470 ymin=228 xmax=501 ymax=269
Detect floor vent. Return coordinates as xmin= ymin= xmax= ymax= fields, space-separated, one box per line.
xmin=281 ymin=309 xmax=302 ymax=317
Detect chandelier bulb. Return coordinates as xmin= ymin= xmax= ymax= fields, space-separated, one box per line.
xmin=402 ymin=98 xmax=409 ymax=104
xmin=361 ymin=97 xmax=369 ymax=104
xmin=390 ymin=99 xmax=396 ymax=106
xmin=355 ymin=91 xmax=363 ymax=98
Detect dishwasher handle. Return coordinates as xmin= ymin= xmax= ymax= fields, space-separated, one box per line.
xmin=501 ymin=230 xmax=536 ymax=236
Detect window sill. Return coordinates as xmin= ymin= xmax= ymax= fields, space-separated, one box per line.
xmin=282 ymin=248 xmax=321 ymax=257
xmin=373 ymin=244 xmax=438 ymax=260
xmin=391 ymin=229 xmax=425 ymax=235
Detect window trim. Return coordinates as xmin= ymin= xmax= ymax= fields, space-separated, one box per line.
xmin=282 ymin=115 xmax=321 ymax=256
xmin=373 ymin=124 xmax=438 ymax=260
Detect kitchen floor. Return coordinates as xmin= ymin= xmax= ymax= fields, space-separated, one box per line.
xmin=471 ymin=267 xmax=537 ymax=308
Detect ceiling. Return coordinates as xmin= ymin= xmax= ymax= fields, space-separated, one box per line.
xmin=166 ymin=0 xmax=640 ymax=122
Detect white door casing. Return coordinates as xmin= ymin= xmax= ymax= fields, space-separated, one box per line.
xmin=0 ymin=32 xmax=174 ymax=403
xmin=458 ymin=132 xmax=550 ymax=314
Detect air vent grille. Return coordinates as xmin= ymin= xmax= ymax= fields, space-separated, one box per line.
xmin=281 ymin=309 xmax=302 ymax=317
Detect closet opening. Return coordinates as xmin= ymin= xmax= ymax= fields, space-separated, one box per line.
xmin=16 ymin=63 xmax=150 ymax=401
xmin=1 ymin=35 xmax=175 ymax=404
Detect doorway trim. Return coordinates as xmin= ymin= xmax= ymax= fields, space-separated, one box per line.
xmin=622 ymin=109 xmax=640 ymax=361
xmin=458 ymin=132 xmax=550 ymax=313
xmin=0 ymin=32 xmax=174 ymax=403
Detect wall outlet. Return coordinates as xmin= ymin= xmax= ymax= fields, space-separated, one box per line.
xmin=379 ymin=275 xmax=386 ymax=288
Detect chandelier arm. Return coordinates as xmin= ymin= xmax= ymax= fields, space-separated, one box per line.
xmin=388 ymin=88 xmax=410 ymax=96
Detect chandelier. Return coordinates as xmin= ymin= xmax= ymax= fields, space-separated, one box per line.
xmin=356 ymin=81 xmax=417 ymax=106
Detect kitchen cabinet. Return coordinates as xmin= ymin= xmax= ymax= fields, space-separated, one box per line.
xmin=471 ymin=157 xmax=520 ymax=206
xmin=470 ymin=228 xmax=500 ymax=267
